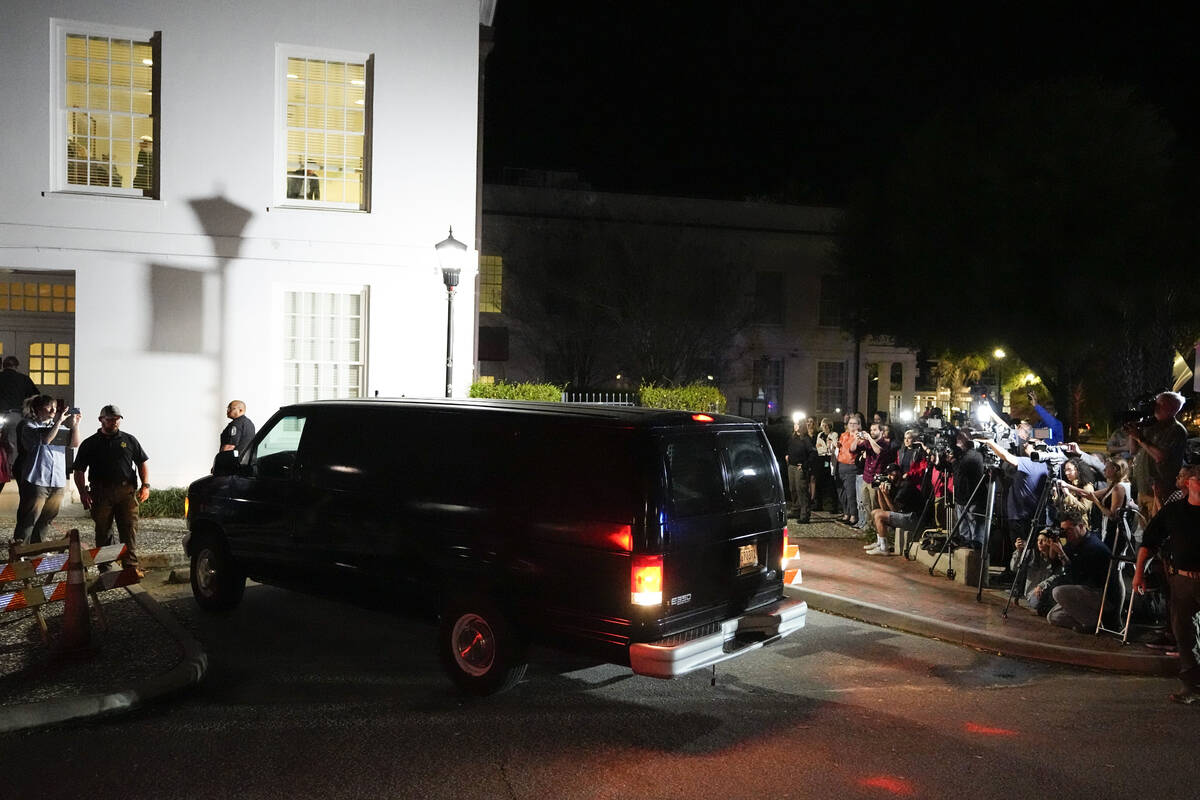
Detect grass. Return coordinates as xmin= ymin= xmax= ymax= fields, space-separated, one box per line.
xmin=139 ymin=487 xmax=186 ymax=518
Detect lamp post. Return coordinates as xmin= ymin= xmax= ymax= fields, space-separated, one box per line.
xmin=435 ymin=226 xmax=467 ymax=398
xmin=993 ymin=348 xmax=1006 ymax=412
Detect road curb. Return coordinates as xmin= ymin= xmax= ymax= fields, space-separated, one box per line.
xmin=0 ymin=583 xmax=207 ymax=733
xmin=790 ymin=586 xmax=1179 ymax=676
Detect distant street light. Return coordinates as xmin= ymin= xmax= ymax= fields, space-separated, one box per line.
xmin=993 ymin=348 xmax=1007 ymax=411
xmin=435 ymin=226 xmax=467 ymax=398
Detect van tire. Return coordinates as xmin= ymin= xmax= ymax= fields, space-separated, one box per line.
xmin=190 ymin=535 xmax=246 ymax=612
xmin=439 ymin=596 xmax=528 ymax=695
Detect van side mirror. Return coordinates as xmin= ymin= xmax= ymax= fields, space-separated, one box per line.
xmin=212 ymin=450 xmax=239 ymax=476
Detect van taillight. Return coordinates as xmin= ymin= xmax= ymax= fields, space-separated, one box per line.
xmin=781 ymin=529 xmax=789 ymax=568
xmin=631 ymin=554 xmax=663 ymax=606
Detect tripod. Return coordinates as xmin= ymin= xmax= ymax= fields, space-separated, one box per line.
xmin=922 ymin=466 xmax=994 ymax=582
xmin=1000 ymin=474 xmax=1055 ymax=614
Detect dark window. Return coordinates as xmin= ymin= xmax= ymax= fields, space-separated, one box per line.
xmin=664 ymin=433 xmax=725 ymax=518
xmin=753 ymin=271 xmax=785 ymax=325
xmin=818 ymin=275 xmax=841 ymax=328
xmin=478 ymin=326 xmax=509 ymax=361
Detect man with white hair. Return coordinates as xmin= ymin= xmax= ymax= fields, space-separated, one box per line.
xmin=1126 ymin=391 xmax=1188 ymax=519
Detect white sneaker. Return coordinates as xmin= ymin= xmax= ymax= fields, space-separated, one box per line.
xmin=865 ymin=545 xmax=892 ymax=556
xmin=863 ymin=542 xmax=877 ymax=550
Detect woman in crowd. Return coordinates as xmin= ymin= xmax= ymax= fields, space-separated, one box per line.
xmin=1060 ymin=457 xmax=1136 ymax=548
xmin=1010 ymin=531 xmax=1068 ymax=616
xmin=813 ymin=417 xmax=839 ymax=514
xmin=1052 ymin=458 xmax=1094 ymax=524
xmin=13 ymin=395 xmax=81 ymax=544
xmin=834 ymin=414 xmax=865 ymax=525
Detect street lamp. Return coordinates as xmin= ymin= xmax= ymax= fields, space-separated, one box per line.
xmin=435 ymin=226 xmax=467 ymax=398
xmin=993 ymin=348 xmax=1006 ymax=412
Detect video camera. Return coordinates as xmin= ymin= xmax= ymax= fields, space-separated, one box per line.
xmin=1120 ymin=393 xmax=1157 ymax=430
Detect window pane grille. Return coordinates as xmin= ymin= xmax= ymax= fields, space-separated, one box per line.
xmin=0 ymin=281 xmax=76 ymax=313
xmin=817 ymin=360 xmax=847 ymax=412
xmin=284 ymin=56 xmax=369 ymax=208
xmin=62 ymin=30 xmax=156 ymax=193
xmin=27 ymin=342 xmax=72 ymax=388
xmin=282 ymin=290 xmax=367 ymax=404
xmin=479 ymin=255 xmax=503 ymax=313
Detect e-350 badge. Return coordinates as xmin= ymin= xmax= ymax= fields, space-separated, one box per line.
xmin=669 ymin=593 xmax=692 ymax=607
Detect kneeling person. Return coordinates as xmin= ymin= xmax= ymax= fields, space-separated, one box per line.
xmin=868 ymin=463 xmax=925 ymax=555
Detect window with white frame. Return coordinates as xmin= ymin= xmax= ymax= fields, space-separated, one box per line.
xmin=816 ymin=360 xmax=847 ymax=412
xmin=52 ymin=19 xmax=158 ymax=196
xmin=283 ymin=289 xmax=368 ymax=404
xmin=278 ymin=47 xmax=372 ymax=210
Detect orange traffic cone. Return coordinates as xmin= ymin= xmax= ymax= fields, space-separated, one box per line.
xmin=53 ymin=529 xmax=94 ymax=660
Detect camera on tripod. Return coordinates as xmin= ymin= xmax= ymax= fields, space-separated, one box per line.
xmin=1120 ymin=394 xmax=1157 ymax=432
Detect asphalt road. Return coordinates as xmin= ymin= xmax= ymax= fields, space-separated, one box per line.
xmin=2 ymin=580 xmax=1195 ymax=800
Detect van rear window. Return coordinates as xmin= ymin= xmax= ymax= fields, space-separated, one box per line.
xmin=665 ymin=430 xmax=780 ymax=517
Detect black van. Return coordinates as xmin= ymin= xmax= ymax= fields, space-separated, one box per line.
xmin=185 ymin=399 xmax=806 ymax=694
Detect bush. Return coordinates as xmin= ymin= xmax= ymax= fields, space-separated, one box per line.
xmin=638 ymin=383 xmax=727 ymax=414
xmin=139 ymin=487 xmax=186 ymax=518
xmin=468 ymin=381 xmax=564 ymax=402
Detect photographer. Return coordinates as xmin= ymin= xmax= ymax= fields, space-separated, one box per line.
xmin=1046 ymin=510 xmax=1113 ymax=633
xmin=896 ymin=429 xmax=927 ymax=478
xmin=980 ymin=436 xmax=1051 ymax=584
xmin=1010 ymin=530 xmax=1067 ymax=616
xmin=859 ymin=422 xmax=896 ymax=530
xmin=1027 ymin=390 xmax=1064 ymax=445
xmin=951 ymin=431 xmax=987 ymax=548
xmin=1125 ymin=391 xmax=1188 ymax=520
xmin=867 ymin=462 xmax=926 ymax=556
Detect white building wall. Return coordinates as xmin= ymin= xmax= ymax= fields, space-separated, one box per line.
xmin=0 ymin=0 xmax=484 ymax=488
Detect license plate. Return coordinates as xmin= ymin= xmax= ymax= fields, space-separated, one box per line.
xmin=738 ymin=543 xmax=758 ymax=569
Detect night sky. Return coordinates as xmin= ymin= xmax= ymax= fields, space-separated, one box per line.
xmin=483 ymin=1 xmax=1199 ymax=204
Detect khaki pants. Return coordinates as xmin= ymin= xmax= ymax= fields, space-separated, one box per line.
xmin=91 ymin=481 xmax=139 ymax=567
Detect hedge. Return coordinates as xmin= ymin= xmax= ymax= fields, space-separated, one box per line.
xmin=638 ymin=383 xmax=728 ymax=414
xmin=139 ymin=487 xmax=187 ymax=518
xmin=468 ymin=381 xmax=564 ymax=402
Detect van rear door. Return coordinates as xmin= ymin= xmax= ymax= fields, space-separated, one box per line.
xmin=654 ymin=426 xmax=785 ymax=635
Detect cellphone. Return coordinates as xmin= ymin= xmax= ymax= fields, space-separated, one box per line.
xmin=69 ymin=407 xmax=81 ymax=415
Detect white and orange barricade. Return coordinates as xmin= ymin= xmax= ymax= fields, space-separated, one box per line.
xmin=1 ymin=529 xmax=136 ymax=644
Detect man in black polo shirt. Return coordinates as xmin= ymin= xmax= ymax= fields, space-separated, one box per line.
xmin=220 ymin=399 xmax=255 ymax=456
xmin=1133 ymin=466 xmax=1200 ymax=705
xmin=72 ymin=404 xmax=150 ymax=573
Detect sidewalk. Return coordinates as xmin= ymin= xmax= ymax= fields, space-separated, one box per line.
xmin=0 ymin=507 xmax=1181 ymax=734
xmin=786 ymin=511 xmax=1179 ymax=676
xmin=0 ymin=507 xmax=202 ymax=733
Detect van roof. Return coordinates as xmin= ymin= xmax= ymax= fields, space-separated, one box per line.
xmin=281 ymin=398 xmax=758 ymax=428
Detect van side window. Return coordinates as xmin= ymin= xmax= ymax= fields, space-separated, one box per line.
xmin=252 ymin=414 xmax=307 ymax=479
xmin=664 ymin=435 xmax=725 ymax=518
xmin=719 ymin=431 xmax=778 ymax=509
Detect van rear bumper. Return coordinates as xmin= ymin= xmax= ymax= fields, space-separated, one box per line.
xmin=628 ymin=597 xmax=807 ymax=679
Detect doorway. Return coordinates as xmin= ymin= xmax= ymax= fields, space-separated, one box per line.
xmin=0 ymin=270 xmax=76 ymax=409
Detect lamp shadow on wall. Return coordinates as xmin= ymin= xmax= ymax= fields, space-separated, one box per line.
xmin=146 ymin=194 xmax=253 ymax=415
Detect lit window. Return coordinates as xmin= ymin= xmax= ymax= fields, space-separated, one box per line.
xmin=479 ymin=255 xmax=503 ymax=313
xmin=53 ymin=20 xmax=158 ymax=196
xmin=279 ymin=48 xmax=373 ymax=210
xmin=0 ymin=281 xmax=76 ymax=313
xmin=27 ymin=342 xmax=72 ymax=388
xmin=283 ymin=289 xmax=368 ymax=404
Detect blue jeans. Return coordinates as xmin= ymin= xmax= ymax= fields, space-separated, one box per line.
xmin=14 ymin=481 xmax=65 ymax=544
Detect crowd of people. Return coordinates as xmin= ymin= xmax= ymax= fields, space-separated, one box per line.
xmin=784 ymin=388 xmax=1200 ymax=705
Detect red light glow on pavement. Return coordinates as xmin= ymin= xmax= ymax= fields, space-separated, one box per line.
xmin=965 ymin=721 xmax=1018 ymax=736
xmin=859 ymin=775 xmax=915 ymax=795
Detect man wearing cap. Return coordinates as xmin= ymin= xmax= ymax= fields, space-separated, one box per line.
xmin=72 ymin=405 xmax=150 ymax=573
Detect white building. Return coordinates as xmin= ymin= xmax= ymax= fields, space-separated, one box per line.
xmin=0 ymin=0 xmax=495 ymax=489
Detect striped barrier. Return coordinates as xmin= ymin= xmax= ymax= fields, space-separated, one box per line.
xmin=2 ymin=532 xmax=135 ymax=643
xmin=784 ymin=541 xmax=802 ymax=586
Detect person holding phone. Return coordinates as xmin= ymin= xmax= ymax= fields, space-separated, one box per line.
xmin=12 ymin=394 xmax=80 ymax=544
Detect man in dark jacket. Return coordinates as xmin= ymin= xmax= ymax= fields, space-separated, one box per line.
xmin=1046 ymin=511 xmax=1113 ymax=632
